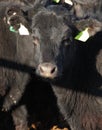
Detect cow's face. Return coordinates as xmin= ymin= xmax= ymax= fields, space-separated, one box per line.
xmin=31 ymin=6 xmax=102 ymax=80
xmin=32 ymin=10 xmax=77 ymax=80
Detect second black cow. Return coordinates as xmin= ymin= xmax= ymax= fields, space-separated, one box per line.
xmin=0 ymin=1 xmax=35 ymax=130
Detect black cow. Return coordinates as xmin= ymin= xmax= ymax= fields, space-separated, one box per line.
xmin=52 ymin=0 xmax=102 ymax=37
xmin=31 ymin=5 xmax=102 ymax=130
xmin=69 ymin=0 xmax=102 ymax=19
xmin=53 ymin=0 xmax=102 ymax=19
xmin=0 ymin=1 xmax=35 ymax=130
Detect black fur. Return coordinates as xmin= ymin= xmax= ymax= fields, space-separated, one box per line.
xmin=0 ymin=1 xmax=35 ymax=130
xmin=31 ymin=5 xmax=102 ymax=130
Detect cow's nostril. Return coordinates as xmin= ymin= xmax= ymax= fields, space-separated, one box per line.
xmin=38 ymin=63 xmax=57 ymax=78
xmin=51 ymin=66 xmax=57 ymax=74
xmin=39 ymin=66 xmax=44 ymax=73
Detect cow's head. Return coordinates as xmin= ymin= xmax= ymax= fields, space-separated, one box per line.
xmin=31 ymin=6 xmax=102 ymax=80
xmin=4 ymin=3 xmax=32 ymax=35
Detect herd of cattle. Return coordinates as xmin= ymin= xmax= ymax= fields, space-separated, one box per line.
xmin=0 ymin=0 xmax=102 ymax=130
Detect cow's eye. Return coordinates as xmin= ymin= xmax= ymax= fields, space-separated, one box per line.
xmin=62 ymin=38 xmax=71 ymax=46
xmin=62 ymin=34 xmax=72 ymax=46
xmin=33 ymin=36 xmax=39 ymax=46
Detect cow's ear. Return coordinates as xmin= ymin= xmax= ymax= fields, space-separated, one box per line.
xmin=5 ymin=5 xmax=30 ymax=35
xmin=74 ymin=18 xmax=102 ymax=40
xmin=6 ymin=5 xmax=22 ymax=17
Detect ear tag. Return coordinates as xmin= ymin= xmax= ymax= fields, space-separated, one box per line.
xmin=9 ymin=26 xmax=17 ymax=33
xmin=75 ymin=28 xmax=90 ymax=42
xmin=18 ymin=23 xmax=29 ymax=35
xmin=64 ymin=0 xmax=73 ymax=5
xmin=53 ymin=0 xmax=60 ymax=3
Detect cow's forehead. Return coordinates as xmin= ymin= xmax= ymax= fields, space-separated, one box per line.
xmin=32 ymin=11 xmax=70 ymax=41
xmin=33 ymin=11 xmax=65 ymax=29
